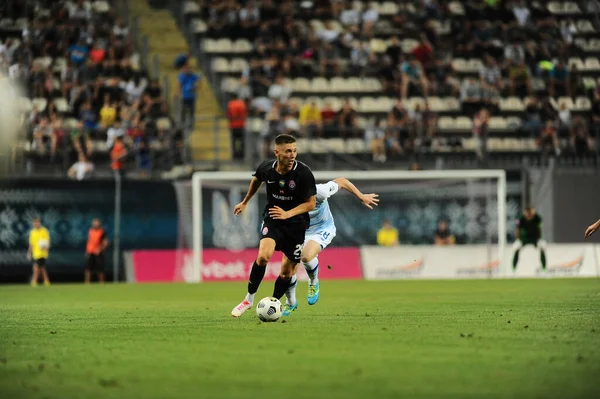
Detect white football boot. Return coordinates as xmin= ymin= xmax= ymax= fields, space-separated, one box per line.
xmin=231 ymin=299 xmax=252 ymax=318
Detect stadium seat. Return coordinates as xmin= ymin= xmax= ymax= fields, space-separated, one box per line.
xmin=311 ymin=77 xmax=330 ymax=93
xmin=489 ymin=117 xmax=508 ymax=131
xmin=229 ymin=58 xmax=249 ymax=73
xmin=183 ymin=1 xmax=200 ymax=14
xmin=232 ymin=39 xmax=252 ymax=53
xmin=346 ymin=138 xmax=367 ymax=153
xmin=53 ymin=98 xmax=70 ymax=113
xmin=437 ymin=117 xmax=455 ymax=131
xmin=322 ymin=96 xmax=342 ymax=111
xmin=192 ymin=19 xmax=207 ymax=34
xmin=212 ymin=58 xmax=229 ymax=73
xmin=584 ymin=57 xmax=600 ymax=71
xmin=292 ymin=78 xmax=311 ymax=92
xmin=358 ymin=97 xmax=377 ymax=113
xmin=455 ymin=117 xmax=473 ymax=130
xmin=361 ymin=78 xmax=382 ymax=92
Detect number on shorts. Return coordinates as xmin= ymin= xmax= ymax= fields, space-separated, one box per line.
xmin=293 ymin=244 xmax=303 ymax=258
xmin=321 ymin=232 xmax=330 ymax=240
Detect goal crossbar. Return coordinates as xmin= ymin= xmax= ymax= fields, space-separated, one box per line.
xmin=192 ymin=169 xmax=507 ymax=282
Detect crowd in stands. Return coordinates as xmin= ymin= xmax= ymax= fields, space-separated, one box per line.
xmin=193 ymin=0 xmax=600 ymax=164
xmin=0 ymin=0 xmax=181 ymax=178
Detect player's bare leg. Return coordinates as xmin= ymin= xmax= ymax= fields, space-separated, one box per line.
xmin=98 ymin=272 xmax=105 ymax=284
xmin=84 ymin=269 xmax=91 ymax=284
xmin=40 ymin=267 xmax=51 ymax=286
xmin=31 ymin=265 xmax=40 ymax=287
xmin=231 ymin=238 xmax=275 ymax=318
xmin=278 ymin=255 xmax=299 ymax=316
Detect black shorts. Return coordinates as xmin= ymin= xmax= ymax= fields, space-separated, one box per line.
xmin=521 ymin=237 xmax=540 ymax=247
xmin=33 ymin=258 xmax=47 ymax=267
xmin=260 ymin=220 xmax=306 ymax=263
xmin=86 ymin=254 xmax=105 ymax=272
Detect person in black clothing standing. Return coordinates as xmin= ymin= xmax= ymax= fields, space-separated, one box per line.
xmin=231 ymin=134 xmax=317 ymax=318
xmin=512 ymin=207 xmax=547 ymax=272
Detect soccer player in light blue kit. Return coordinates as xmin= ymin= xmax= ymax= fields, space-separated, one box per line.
xmin=282 ymin=177 xmax=379 ymax=316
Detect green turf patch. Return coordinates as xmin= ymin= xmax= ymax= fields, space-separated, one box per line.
xmin=1 ymin=279 xmax=599 ymax=399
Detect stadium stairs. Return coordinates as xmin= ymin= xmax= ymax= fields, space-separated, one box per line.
xmin=128 ymin=0 xmax=231 ymax=164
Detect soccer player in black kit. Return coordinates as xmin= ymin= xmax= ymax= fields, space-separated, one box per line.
xmin=231 ymin=134 xmax=316 ymax=318
xmin=512 ymin=207 xmax=547 ymax=272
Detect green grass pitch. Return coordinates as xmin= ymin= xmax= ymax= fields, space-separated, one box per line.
xmin=1 ymin=279 xmax=599 ymax=399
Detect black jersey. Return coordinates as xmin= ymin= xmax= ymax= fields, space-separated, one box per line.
xmin=517 ymin=214 xmax=542 ymax=241
xmin=252 ymin=159 xmax=317 ymax=226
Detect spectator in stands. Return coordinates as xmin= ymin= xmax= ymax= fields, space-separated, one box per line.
xmin=33 ymin=117 xmax=54 ymax=156
xmin=177 ymin=63 xmax=201 ymax=129
xmin=378 ymin=56 xmax=399 ymax=95
xmin=365 ymin=118 xmax=386 ymax=163
xmin=558 ymin=102 xmax=572 ymax=135
xmin=67 ymin=39 xmax=89 ymax=68
xmin=411 ymin=103 xmax=437 ymax=149
xmin=68 ymin=152 xmax=94 ymax=181
xmin=106 ymin=120 xmax=125 ymax=149
xmin=135 ymin=135 xmax=152 ymax=178
xmin=267 ymin=75 xmax=290 ymax=102
xmin=549 ymin=60 xmax=571 ymax=98
xmin=387 ymin=99 xmax=409 ymax=136
xmin=377 ymin=219 xmax=399 ymax=247
xmin=412 ymin=36 xmax=435 ymax=72
xmin=508 ymin=61 xmax=533 ymax=97
xmin=460 ymin=77 xmax=482 ymax=116
xmin=320 ymin=101 xmax=337 ymax=137
xmin=227 ymin=93 xmax=248 ymax=160
xmin=385 ymin=36 xmax=402 ymax=66
xmin=143 ymin=79 xmax=167 ymax=120
xmin=473 ymin=108 xmax=490 ymax=164
xmin=99 ymin=94 xmax=117 ymax=128
xmin=385 ymin=128 xmax=403 ymax=157
xmin=299 ymin=101 xmax=322 ymax=138
xmin=350 ymin=41 xmax=369 ymax=76
xmin=71 ymin=121 xmax=92 ymax=157
xmin=319 ymin=42 xmax=342 ymax=77
xmin=337 ymin=99 xmax=358 ymax=138
xmin=400 ymin=55 xmax=429 ymax=99
xmin=592 ymin=89 xmax=600 ymax=152
xmin=569 ymin=116 xmax=592 ymax=158
xmin=479 ymin=55 xmax=503 ymax=93
xmin=110 ymin=135 xmax=127 ymax=178
xmin=539 ymin=121 xmax=560 ymax=156
xmin=434 ymin=220 xmax=456 ymax=246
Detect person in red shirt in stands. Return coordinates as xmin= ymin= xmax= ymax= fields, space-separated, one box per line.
xmin=227 ymin=93 xmax=247 ymax=160
xmin=110 ymin=135 xmax=128 ymax=178
xmin=320 ymin=101 xmax=337 ymax=138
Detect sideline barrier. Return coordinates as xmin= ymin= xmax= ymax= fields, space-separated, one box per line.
xmin=126 ymin=244 xmax=599 ymax=283
xmin=128 ymin=247 xmax=362 ymax=283
xmin=360 ymin=244 xmax=599 ymax=280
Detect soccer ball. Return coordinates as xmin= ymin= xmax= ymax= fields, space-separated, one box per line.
xmin=256 ymin=297 xmax=283 ymax=322
xmin=38 ymin=239 xmax=49 ymax=250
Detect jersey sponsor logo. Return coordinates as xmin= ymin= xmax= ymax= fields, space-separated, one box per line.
xmin=288 ymin=180 xmax=296 ymax=190
xmin=278 ymin=179 xmax=285 ymax=187
xmin=262 ymin=226 xmax=268 ymax=235
xmin=272 ymin=194 xmax=293 ymax=200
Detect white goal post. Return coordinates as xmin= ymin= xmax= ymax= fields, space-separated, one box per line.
xmin=191 ymin=169 xmax=507 ymax=282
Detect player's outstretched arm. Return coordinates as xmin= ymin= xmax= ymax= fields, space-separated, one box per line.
xmin=333 ymin=177 xmax=379 ymax=209
xmin=585 ymin=218 xmax=600 ymax=238
xmin=234 ymin=177 xmax=263 ymax=216
xmin=269 ymin=196 xmax=316 ymax=220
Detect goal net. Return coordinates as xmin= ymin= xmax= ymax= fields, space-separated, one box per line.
xmin=174 ymin=170 xmax=518 ymax=282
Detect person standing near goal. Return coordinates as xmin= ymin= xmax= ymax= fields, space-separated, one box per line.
xmin=282 ymin=177 xmax=379 ymax=316
xmin=512 ymin=207 xmax=547 ymax=272
xmin=231 ymin=134 xmax=317 ymax=318
xmin=27 ymin=217 xmax=51 ymax=287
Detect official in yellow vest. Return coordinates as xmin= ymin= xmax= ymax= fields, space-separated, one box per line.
xmin=27 ymin=217 xmax=51 ymax=287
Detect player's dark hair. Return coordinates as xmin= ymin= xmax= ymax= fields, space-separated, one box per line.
xmin=274 ymin=134 xmax=296 ymax=145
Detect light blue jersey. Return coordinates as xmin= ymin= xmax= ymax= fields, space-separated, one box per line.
xmin=305 ymin=181 xmax=339 ymax=248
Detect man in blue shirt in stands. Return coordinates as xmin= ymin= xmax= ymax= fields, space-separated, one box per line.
xmin=177 ymin=63 xmax=200 ymax=129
